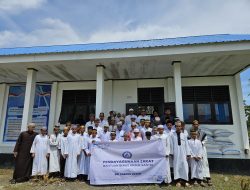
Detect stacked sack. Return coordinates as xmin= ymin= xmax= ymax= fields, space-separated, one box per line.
xmin=200 ymin=127 xmax=241 ymax=156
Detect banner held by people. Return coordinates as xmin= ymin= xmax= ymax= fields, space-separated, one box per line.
xmin=89 ymin=140 xmax=167 ymax=185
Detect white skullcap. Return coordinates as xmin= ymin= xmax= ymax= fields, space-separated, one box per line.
xmin=155 ymin=117 xmax=161 ymax=122
xmin=117 ymin=121 xmax=122 ymax=126
xmin=157 ymin=125 xmax=164 ymax=129
xmin=134 ymin=128 xmax=140 ymax=133
xmin=129 ymin=108 xmax=134 ymax=111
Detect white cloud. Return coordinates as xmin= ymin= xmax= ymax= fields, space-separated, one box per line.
xmin=0 ymin=18 xmax=83 ymax=47
xmin=0 ymin=0 xmax=46 ymax=13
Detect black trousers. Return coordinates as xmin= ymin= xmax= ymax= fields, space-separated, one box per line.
xmin=60 ymin=155 xmax=66 ymax=178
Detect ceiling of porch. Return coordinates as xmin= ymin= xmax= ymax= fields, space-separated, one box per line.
xmin=0 ymin=51 xmax=249 ymax=83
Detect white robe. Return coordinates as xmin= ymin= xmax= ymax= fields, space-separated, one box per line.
xmin=49 ymin=133 xmax=61 ymax=173
xmin=188 ymin=138 xmax=203 ymax=180
xmin=64 ymin=133 xmax=81 ymax=178
xmin=115 ymin=129 xmax=125 ymax=140
xmin=131 ymin=136 xmax=142 ymax=141
xmin=84 ymin=136 xmax=101 ymax=177
xmin=140 ymin=127 xmax=152 ymax=140
xmin=100 ymin=131 xmax=111 ymax=142
xmin=59 ymin=135 xmax=68 ymax=158
xmin=152 ymin=133 xmax=172 ymax=183
xmin=125 ymin=114 xmax=137 ymax=125
xmin=30 ymin=134 xmax=50 ymax=176
xmin=77 ymin=134 xmax=88 ymax=175
xmin=170 ymin=132 xmax=191 ymax=181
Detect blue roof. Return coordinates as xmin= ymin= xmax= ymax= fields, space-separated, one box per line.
xmin=0 ymin=34 xmax=250 ymax=56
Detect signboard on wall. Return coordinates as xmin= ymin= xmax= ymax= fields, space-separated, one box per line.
xmin=3 ymin=84 xmax=51 ymax=142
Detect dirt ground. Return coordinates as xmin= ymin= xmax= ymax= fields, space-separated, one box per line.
xmin=0 ymin=168 xmax=250 ymax=190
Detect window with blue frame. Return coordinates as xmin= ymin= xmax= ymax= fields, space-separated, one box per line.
xmin=182 ymin=86 xmax=233 ymax=124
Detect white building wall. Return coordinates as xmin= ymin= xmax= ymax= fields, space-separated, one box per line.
xmin=181 ymin=76 xmax=247 ymax=158
xmin=0 ymin=76 xmax=248 ymax=158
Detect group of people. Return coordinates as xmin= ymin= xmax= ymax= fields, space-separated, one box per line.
xmin=11 ymin=108 xmax=212 ymax=187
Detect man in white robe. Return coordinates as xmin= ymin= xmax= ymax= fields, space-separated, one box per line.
xmin=136 ymin=109 xmax=150 ymax=123
xmin=100 ymin=125 xmax=111 ymax=142
xmin=64 ymin=125 xmax=81 ymax=180
xmin=140 ymin=119 xmax=152 ymax=140
xmin=116 ymin=122 xmax=125 ymax=140
xmin=99 ymin=112 xmax=108 ymax=128
xmin=84 ymin=129 xmax=101 ymax=179
xmin=85 ymin=114 xmax=95 ymax=132
xmin=188 ymin=129 xmax=205 ymax=187
xmin=109 ymin=131 xmax=118 ymax=142
xmin=93 ymin=118 xmax=103 ymax=137
xmin=125 ymin=108 xmax=137 ymax=125
xmin=49 ymin=125 xmax=61 ymax=176
xmin=163 ymin=119 xmax=175 ymax=134
xmin=131 ymin=129 xmax=142 ymax=141
xmin=152 ymin=125 xmax=172 ymax=184
xmin=30 ymin=127 xmax=50 ymax=176
xmin=170 ymin=120 xmax=191 ymax=187
xmin=58 ymin=127 xmax=69 ymax=178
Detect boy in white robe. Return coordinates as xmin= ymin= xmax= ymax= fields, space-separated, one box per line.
xmin=170 ymin=120 xmax=191 ymax=187
xmin=152 ymin=125 xmax=172 ymax=185
xmin=191 ymin=120 xmax=212 ymax=186
xmin=58 ymin=127 xmax=69 ymax=178
xmin=49 ymin=125 xmax=61 ymax=177
xmin=188 ymin=129 xmax=205 ymax=187
xmin=30 ymin=127 xmax=50 ymax=177
xmin=84 ymin=129 xmax=101 ymax=179
xmin=144 ymin=131 xmax=152 ymax=141
xmin=64 ymin=125 xmax=81 ymax=181
xmin=77 ymin=125 xmax=88 ymax=181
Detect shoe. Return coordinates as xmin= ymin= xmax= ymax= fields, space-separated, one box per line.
xmin=9 ymin=179 xmax=16 ymax=184
xmin=207 ymin=180 xmax=213 ymax=186
xmin=176 ymin=182 xmax=181 ymax=187
xmin=185 ymin=182 xmax=191 ymax=187
xmin=193 ymin=180 xmax=198 ymax=186
xmin=200 ymin=181 xmax=206 ymax=187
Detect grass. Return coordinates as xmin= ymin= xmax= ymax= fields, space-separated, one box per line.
xmin=0 ymin=169 xmax=250 ymax=190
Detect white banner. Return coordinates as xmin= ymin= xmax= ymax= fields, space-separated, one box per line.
xmin=89 ymin=140 xmax=167 ymax=185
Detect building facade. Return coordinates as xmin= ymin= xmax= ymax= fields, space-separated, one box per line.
xmin=0 ymin=34 xmax=249 ymax=160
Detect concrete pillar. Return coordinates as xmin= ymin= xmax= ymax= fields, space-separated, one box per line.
xmin=21 ymin=68 xmax=37 ymax=131
xmin=173 ymin=61 xmax=184 ymax=120
xmin=95 ymin=65 xmax=105 ymax=116
xmin=48 ymin=82 xmax=58 ymax=134
xmin=167 ymin=78 xmax=175 ymax=102
xmin=235 ymin=73 xmax=250 ymax=151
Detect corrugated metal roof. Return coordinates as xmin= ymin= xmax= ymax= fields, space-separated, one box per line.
xmin=0 ymin=34 xmax=250 ymax=56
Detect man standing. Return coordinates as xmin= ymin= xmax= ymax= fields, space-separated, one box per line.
xmin=64 ymin=125 xmax=81 ymax=181
xmin=170 ymin=120 xmax=191 ymax=187
xmin=85 ymin=114 xmax=95 ymax=132
xmin=11 ymin=123 xmax=38 ymax=183
xmin=125 ymin=108 xmax=137 ymax=125
xmin=49 ymin=125 xmax=61 ymax=177
xmin=58 ymin=127 xmax=69 ymax=178
xmin=131 ymin=129 xmax=142 ymax=141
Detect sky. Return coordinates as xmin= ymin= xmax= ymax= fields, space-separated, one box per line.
xmin=0 ymin=0 xmax=249 ymax=103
